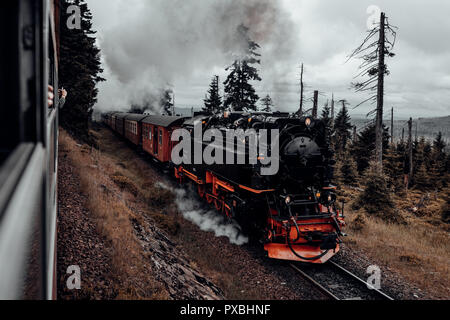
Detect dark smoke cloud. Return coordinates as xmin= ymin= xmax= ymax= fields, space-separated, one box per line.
xmin=93 ymin=0 xmax=296 ymax=113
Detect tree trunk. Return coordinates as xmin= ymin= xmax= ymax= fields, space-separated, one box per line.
xmin=331 ymin=94 xmax=335 ymax=127
xmin=408 ymin=117 xmax=413 ymax=188
xmin=375 ymin=12 xmax=386 ymax=173
xmin=391 ymin=107 xmax=394 ymax=144
xmin=312 ymin=90 xmax=318 ymax=118
xmin=298 ymin=63 xmax=304 ymax=115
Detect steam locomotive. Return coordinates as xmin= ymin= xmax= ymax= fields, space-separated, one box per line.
xmin=105 ymin=111 xmax=345 ymax=263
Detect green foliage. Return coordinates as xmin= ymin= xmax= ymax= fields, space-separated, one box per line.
xmin=383 ymin=145 xmax=404 ymax=192
xmin=59 ymin=0 xmax=105 ymax=140
xmin=339 ymin=150 xmax=358 ymax=186
xmin=224 ymin=24 xmax=261 ymax=111
xmin=333 ymin=102 xmax=352 ymax=156
xmin=321 ymin=102 xmax=335 ymax=135
xmin=351 ymin=123 xmax=390 ymax=173
xmin=203 ymin=76 xmax=223 ymax=114
xmin=353 ymin=162 xmax=398 ymax=222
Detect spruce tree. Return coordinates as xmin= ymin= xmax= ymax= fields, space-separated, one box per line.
xmin=340 ymin=150 xmax=358 ymax=186
xmin=59 ymin=0 xmax=105 ymax=140
xmin=431 ymin=132 xmax=447 ymax=187
xmin=260 ymin=95 xmax=274 ymax=112
xmin=333 ymin=102 xmax=352 ymax=156
xmin=352 ymin=123 xmax=390 ymax=174
xmin=384 ymin=144 xmax=404 ymax=192
xmin=224 ymin=24 xmax=261 ymax=111
xmin=321 ymin=102 xmax=333 ymax=132
xmin=203 ymin=76 xmax=222 ymax=115
xmin=354 ymin=162 xmax=397 ymax=222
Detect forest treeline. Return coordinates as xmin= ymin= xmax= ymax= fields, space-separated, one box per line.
xmin=326 ymin=103 xmax=449 ymax=223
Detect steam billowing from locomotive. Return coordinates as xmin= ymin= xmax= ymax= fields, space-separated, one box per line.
xmin=157 ymin=183 xmax=248 ymax=245
xmin=93 ymin=0 xmax=296 ymax=113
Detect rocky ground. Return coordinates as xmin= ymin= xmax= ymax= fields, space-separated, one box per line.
xmin=57 ymin=130 xmax=224 ymax=300
xmin=57 ymin=148 xmax=117 ymax=299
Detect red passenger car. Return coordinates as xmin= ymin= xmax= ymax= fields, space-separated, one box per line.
xmin=142 ymin=116 xmax=186 ymax=162
xmin=114 ymin=113 xmax=128 ymax=136
xmin=124 ymin=114 xmax=148 ymax=146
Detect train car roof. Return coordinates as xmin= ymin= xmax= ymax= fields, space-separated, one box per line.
xmin=115 ymin=113 xmax=132 ymax=120
xmin=142 ymin=115 xmax=187 ymax=128
xmin=125 ymin=114 xmax=148 ymax=122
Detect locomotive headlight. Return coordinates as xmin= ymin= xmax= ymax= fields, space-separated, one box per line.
xmin=285 ymin=196 xmax=292 ymax=205
xmin=305 ymin=118 xmax=312 ymax=127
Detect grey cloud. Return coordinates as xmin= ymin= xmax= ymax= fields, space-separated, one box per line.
xmin=89 ymin=0 xmax=450 ymax=118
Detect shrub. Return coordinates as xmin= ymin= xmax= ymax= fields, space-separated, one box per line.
xmin=111 ymin=172 xmax=139 ymax=196
xmin=355 ymin=162 xmax=401 ymax=223
xmin=144 ymin=185 xmax=175 ymax=209
xmin=441 ymin=188 xmax=450 ymax=223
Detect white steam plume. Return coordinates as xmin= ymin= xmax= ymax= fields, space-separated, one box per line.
xmin=157 ymin=182 xmax=248 ymax=246
xmin=92 ymin=0 xmax=296 ymax=113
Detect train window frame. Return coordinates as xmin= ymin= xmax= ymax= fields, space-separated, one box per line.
xmin=0 ymin=0 xmax=59 ymax=299
xmin=159 ymin=129 xmax=163 ymax=145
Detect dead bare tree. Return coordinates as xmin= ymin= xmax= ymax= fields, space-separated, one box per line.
xmin=391 ymin=107 xmax=394 ymax=144
xmin=348 ymin=12 xmax=397 ymax=173
xmin=312 ymin=90 xmax=319 ymax=118
xmin=297 ymin=63 xmax=305 ymax=116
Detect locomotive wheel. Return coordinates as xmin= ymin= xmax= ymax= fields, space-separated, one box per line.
xmin=197 ymin=184 xmax=205 ymax=198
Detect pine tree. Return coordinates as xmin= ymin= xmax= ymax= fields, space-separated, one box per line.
xmin=333 ymin=101 xmax=352 ymax=156
xmin=223 ymin=24 xmax=262 ymax=111
xmin=354 ymin=162 xmax=398 ymax=222
xmin=433 ymin=132 xmax=446 ymax=154
xmin=351 ymin=123 xmax=390 ymax=174
xmin=431 ymin=132 xmax=447 ymax=188
xmin=414 ymin=162 xmax=432 ymax=190
xmin=384 ymin=145 xmax=404 ymax=192
xmin=340 ymin=150 xmax=358 ymax=186
xmin=203 ymin=76 xmax=222 ymax=115
xmin=320 ymin=102 xmax=335 ymax=150
xmin=59 ymin=0 xmax=105 ymax=140
xmin=321 ymin=102 xmax=333 ymax=132
xmin=260 ymin=95 xmax=274 ymax=112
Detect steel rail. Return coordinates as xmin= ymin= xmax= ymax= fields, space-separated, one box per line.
xmin=329 ymin=261 xmax=394 ymax=300
xmin=289 ymin=263 xmax=340 ymax=300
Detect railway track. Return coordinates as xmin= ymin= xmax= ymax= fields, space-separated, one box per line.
xmin=290 ymin=261 xmax=394 ymax=300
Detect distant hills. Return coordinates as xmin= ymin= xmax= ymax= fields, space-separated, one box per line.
xmin=352 ymin=115 xmax=450 ymax=146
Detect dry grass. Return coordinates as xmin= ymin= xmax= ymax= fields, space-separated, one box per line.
xmin=59 ymin=129 xmax=169 ymax=300
xmin=87 ymin=127 xmax=268 ymax=300
xmin=342 ymin=186 xmax=450 ymax=299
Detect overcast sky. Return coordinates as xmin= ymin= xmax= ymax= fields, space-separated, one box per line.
xmin=88 ymin=0 xmax=450 ymax=119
